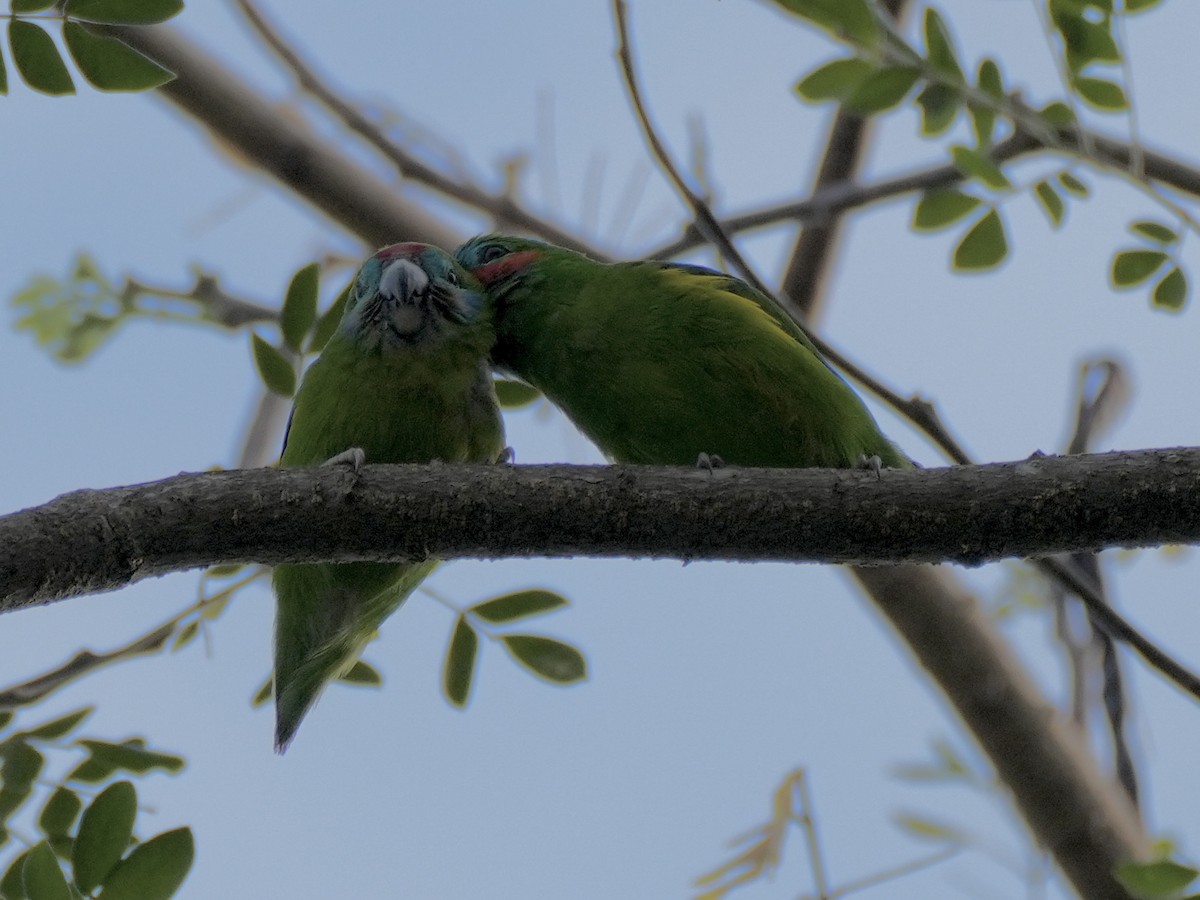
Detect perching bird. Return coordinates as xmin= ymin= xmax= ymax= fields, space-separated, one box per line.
xmin=454 ymin=234 xmax=907 ymax=470
xmin=272 ymin=243 xmax=504 ymax=751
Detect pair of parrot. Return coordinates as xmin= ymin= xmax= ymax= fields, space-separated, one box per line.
xmin=271 ymin=235 xmax=908 ymax=750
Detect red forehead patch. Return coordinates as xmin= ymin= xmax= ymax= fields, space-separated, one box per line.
xmin=472 ymin=248 xmax=543 ymax=285
xmin=376 ymin=242 xmax=429 ymax=260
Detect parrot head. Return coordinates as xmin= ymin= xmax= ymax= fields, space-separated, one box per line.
xmin=341 ymin=243 xmax=488 ymax=351
xmin=454 ymin=234 xmax=558 ymax=300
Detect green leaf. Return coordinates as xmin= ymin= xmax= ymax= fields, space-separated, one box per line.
xmin=1058 ymin=171 xmax=1089 ymax=196
xmin=250 ymin=677 xmax=272 ymax=708
xmin=96 ymin=828 xmax=193 ymax=900
xmin=72 ymin=781 xmax=136 ymax=894
xmin=1063 ymin=18 xmax=1121 ymax=70
xmin=21 ymin=842 xmax=70 ymax=900
xmin=795 ymin=57 xmax=872 ymax=103
xmin=495 ymin=379 xmax=540 ymax=410
xmin=9 ymin=21 xmax=74 ymax=95
xmin=1111 ymin=250 xmax=1167 ymax=287
xmin=0 ymin=47 xmax=7 ymax=95
xmin=1074 ymin=75 xmax=1127 ymax=110
xmin=75 ymin=740 xmax=184 ymax=776
xmin=501 ymin=635 xmax=586 ymax=684
xmin=1039 ymin=101 xmax=1075 ymax=127
xmin=1153 ymin=266 xmax=1187 ymax=311
xmin=915 ymin=83 xmax=959 ymax=135
xmin=893 ymin=813 xmax=966 ymax=844
xmin=1131 ymin=220 xmax=1177 ymax=245
xmin=251 ymin=334 xmax=296 ymax=398
xmin=1115 ymin=859 xmax=1198 ymax=898
xmin=471 ymin=589 xmax=568 ymax=623
xmin=950 ymin=145 xmax=1011 ymax=190
xmin=845 ymin=66 xmax=920 ymax=114
xmin=38 ymin=789 xmax=83 ymax=837
xmin=64 ymin=0 xmax=183 ymax=24
xmin=2 ymin=741 xmax=44 ymax=789
xmin=912 ymin=189 xmax=981 ymax=231
xmin=1125 ymin=0 xmax=1161 ymax=11
xmin=970 ymin=59 xmax=1003 ymax=146
xmin=0 ymin=711 xmax=12 ymax=731
xmin=1033 ymin=181 xmax=1065 ymax=227
xmin=2 ymin=850 xmax=31 ymax=900
xmin=281 ymin=262 xmax=319 ymax=354
xmin=171 ymin=621 xmax=200 ymax=652
xmin=307 ymin=280 xmax=350 ymax=353
xmin=922 ymin=8 xmax=963 ymax=81
xmin=12 ymin=1 xmax=59 ymax=12
xmin=0 ymin=786 xmax=32 ymax=823
xmin=769 ymin=0 xmax=880 ymax=46
xmin=206 ymin=563 xmax=245 ymax=578
xmin=22 ymin=707 xmax=92 ymax=741
xmin=65 ymin=756 xmax=117 ymax=784
xmin=953 ymin=209 xmax=1008 ymax=271
xmin=336 ymin=660 xmax=382 ymax=687
xmin=443 ymin=616 xmax=478 ymax=708
xmin=62 ymin=23 xmax=173 ymax=91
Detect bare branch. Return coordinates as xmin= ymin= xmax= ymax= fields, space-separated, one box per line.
xmin=103 ymin=23 xmax=461 ymax=250
xmin=229 ymin=0 xmax=602 ymax=257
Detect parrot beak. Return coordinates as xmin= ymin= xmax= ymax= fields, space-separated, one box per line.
xmin=376 ymin=258 xmax=430 ymax=337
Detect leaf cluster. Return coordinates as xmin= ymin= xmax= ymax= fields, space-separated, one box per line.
xmin=0 ymin=707 xmax=191 ymax=900
xmin=3 ymin=0 xmax=180 ymax=95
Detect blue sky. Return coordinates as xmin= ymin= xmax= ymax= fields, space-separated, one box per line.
xmin=3 ymin=1 xmax=1199 ymax=897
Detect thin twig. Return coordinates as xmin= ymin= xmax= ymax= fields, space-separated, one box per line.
xmin=123 ymin=272 xmax=279 ymax=329
xmin=0 ymin=568 xmax=264 ymax=708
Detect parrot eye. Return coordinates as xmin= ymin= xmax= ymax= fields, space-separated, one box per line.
xmin=480 ymin=244 xmax=507 ymax=264
xmin=445 ymin=269 xmax=459 ymax=287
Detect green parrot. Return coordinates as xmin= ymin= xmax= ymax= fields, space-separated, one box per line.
xmin=272 ymin=242 xmax=504 ymax=751
xmin=454 ymin=234 xmax=908 ymax=470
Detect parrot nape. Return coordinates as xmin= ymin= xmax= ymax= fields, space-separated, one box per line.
xmin=454 ymin=234 xmax=908 ymax=470
xmin=272 ymin=243 xmax=504 ymax=752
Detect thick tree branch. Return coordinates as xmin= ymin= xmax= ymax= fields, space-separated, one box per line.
xmin=851 ymin=564 xmax=1146 ymax=900
xmin=4 ymin=449 xmax=1199 ymax=610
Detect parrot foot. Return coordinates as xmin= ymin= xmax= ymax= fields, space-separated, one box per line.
xmin=323 ymin=447 xmax=366 ymax=472
xmin=857 ymin=453 xmax=883 ymax=478
xmin=497 ymin=446 xmax=516 ymax=465
xmin=695 ymin=452 xmax=725 ymax=473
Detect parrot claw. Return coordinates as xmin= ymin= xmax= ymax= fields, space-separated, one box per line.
xmin=695 ymin=452 xmax=725 ymax=473
xmin=323 ymin=447 xmax=367 ymax=472
xmin=857 ymin=453 xmax=883 ymax=478
xmin=497 ymin=446 xmax=516 ymax=464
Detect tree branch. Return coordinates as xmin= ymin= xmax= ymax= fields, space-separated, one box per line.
xmin=647 ymin=127 xmax=1200 ymax=262
xmin=102 ymin=23 xmax=461 ymax=250
xmin=4 ymin=449 xmax=1199 ymax=609
xmin=851 ymin=564 xmax=1145 ymax=900
xmin=227 ymin=0 xmax=602 ymax=257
